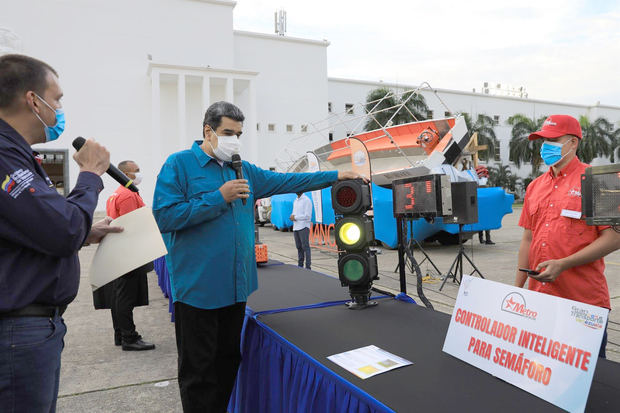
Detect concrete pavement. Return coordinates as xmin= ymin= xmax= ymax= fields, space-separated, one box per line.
xmin=56 ymin=207 xmax=620 ymax=412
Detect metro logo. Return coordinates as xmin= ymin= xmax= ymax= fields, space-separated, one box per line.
xmin=502 ymin=292 xmax=538 ymax=320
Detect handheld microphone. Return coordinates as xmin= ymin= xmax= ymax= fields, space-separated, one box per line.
xmin=72 ymin=137 xmax=139 ymax=193
xmin=231 ymin=153 xmax=246 ymax=205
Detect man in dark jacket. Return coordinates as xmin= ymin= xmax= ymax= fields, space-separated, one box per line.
xmin=0 ymin=54 xmax=120 ymax=411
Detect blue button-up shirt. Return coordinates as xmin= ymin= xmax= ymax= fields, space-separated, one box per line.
xmin=153 ymin=141 xmax=338 ymax=310
xmin=0 ymin=118 xmax=102 ymax=311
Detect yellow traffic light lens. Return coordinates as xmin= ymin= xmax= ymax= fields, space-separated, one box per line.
xmin=339 ymin=222 xmax=361 ymax=246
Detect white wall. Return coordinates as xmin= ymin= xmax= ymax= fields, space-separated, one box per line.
xmin=2 ymin=0 xmax=236 ymax=210
xmin=233 ymin=31 xmax=330 ymax=170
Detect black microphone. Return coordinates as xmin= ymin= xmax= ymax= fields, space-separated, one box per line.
xmin=231 ymin=153 xmax=246 ymax=205
xmin=72 ymin=137 xmax=139 ymax=192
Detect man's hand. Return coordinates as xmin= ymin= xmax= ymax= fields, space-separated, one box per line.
xmin=530 ymin=259 xmax=567 ymax=283
xmin=73 ymin=138 xmax=110 ymax=176
xmin=337 ymin=171 xmax=369 ymax=182
xmin=219 ymin=179 xmax=249 ymax=203
xmin=85 ymin=216 xmax=124 ymax=245
xmin=290 ymin=214 xmax=295 ymax=221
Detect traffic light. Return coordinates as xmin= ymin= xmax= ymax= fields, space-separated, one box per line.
xmin=332 ymin=179 xmax=378 ymax=309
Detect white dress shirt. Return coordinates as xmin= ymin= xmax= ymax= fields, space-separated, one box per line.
xmin=292 ymin=194 xmax=313 ymax=231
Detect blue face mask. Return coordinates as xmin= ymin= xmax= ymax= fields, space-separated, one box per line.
xmin=32 ymin=94 xmax=65 ymax=142
xmin=540 ymin=141 xmax=567 ymax=166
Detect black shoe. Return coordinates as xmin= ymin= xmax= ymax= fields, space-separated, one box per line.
xmin=485 ymin=240 xmax=495 ymax=245
xmin=122 ymin=338 xmax=155 ymax=351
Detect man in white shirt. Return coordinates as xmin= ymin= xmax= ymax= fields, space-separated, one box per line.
xmin=290 ymin=192 xmax=313 ymax=270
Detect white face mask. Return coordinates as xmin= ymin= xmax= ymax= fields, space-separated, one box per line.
xmin=209 ymin=134 xmax=241 ymax=162
xmin=132 ymin=172 xmax=143 ymax=185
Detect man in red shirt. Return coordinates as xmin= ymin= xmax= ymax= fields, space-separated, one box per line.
xmin=94 ymin=160 xmax=155 ymax=351
xmin=514 ymin=115 xmax=620 ymax=358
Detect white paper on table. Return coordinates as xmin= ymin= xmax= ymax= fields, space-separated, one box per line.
xmin=89 ymin=207 xmax=167 ymax=290
xmin=327 ymin=345 xmax=412 ymax=379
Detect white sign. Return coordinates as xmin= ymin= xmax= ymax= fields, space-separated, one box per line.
xmin=306 ymin=151 xmax=323 ymax=222
xmin=89 ymin=207 xmax=167 ymax=290
xmin=443 ymin=275 xmax=608 ymax=413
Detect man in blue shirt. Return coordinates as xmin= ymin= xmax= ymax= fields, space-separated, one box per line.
xmin=0 ymin=54 xmax=119 ymax=411
xmin=153 ymin=101 xmax=362 ymax=412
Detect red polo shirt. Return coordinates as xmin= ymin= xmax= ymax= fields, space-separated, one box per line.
xmin=519 ymin=157 xmax=610 ymax=309
xmin=106 ymin=185 xmax=145 ymax=219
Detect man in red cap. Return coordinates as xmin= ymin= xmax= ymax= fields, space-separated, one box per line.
xmin=514 ymin=114 xmax=620 ymax=358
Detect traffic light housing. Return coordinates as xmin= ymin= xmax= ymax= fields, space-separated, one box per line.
xmin=331 ymin=179 xmax=378 ymax=309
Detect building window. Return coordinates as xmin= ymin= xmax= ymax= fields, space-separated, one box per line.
xmin=286 ymin=124 xmax=293 ymax=133
xmin=345 ymin=103 xmax=354 ymax=114
xmin=268 ymin=124 xmax=275 ymax=132
xmin=328 ymin=132 xmax=334 ymax=141
xmin=493 ymin=115 xmax=500 ymax=125
xmin=328 ymin=102 xmax=332 ymax=113
xmin=301 ymin=124 xmax=308 ymax=133
xmin=427 ymin=110 xmax=434 ymax=119
xmin=494 ymin=145 xmax=501 ymax=161
xmin=444 ymin=111 xmax=452 ymax=117
xmin=256 ymin=123 xmax=260 ymax=131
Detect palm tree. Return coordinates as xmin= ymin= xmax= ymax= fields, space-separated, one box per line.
xmin=577 ymin=116 xmax=611 ymax=163
xmin=462 ymin=113 xmax=499 ymax=161
xmin=507 ymin=114 xmax=547 ymax=175
xmin=364 ymin=88 xmax=398 ymax=130
xmin=488 ymin=163 xmax=512 ymax=188
xmin=364 ymin=87 xmax=429 ymax=131
xmin=398 ymin=90 xmax=429 ymax=124
xmin=610 ymin=126 xmax=620 ymax=163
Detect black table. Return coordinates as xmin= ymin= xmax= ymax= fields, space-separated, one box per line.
xmin=232 ymin=264 xmax=620 ymax=412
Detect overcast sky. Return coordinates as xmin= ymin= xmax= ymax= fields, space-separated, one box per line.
xmin=233 ymin=0 xmax=620 ymax=107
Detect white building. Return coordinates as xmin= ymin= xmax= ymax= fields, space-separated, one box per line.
xmin=2 ymin=0 xmax=619 ymax=210
xmin=327 ymin=78 xmax=620 ymax=178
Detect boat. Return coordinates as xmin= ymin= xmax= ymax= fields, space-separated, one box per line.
xmin=269 ymin=115 xmax=514 ymax=248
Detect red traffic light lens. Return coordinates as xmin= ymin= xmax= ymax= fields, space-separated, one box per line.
xmin=336 ymin=186 xmax=357 ymax=208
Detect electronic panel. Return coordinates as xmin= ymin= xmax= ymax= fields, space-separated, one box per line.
xmin=392 ymin=174 xmax=452 ymax=218
xmin=582 ymin=164 xmax=620 ymax=226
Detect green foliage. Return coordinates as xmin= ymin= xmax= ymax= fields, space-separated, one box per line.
xmin=488 ymin=163 xmax=520 ymax=192
xmin=610 ymin=127 xmax=620 ymax=163
xmin=461 ymin=113 xmax=499 ymax=161
xmin=364 ymin=88 xmax=429 ymax=131
xmin=577 ymin=116 xmax=611 ymax=163
xmin=507 ymin=114 xmax=547 ymax=175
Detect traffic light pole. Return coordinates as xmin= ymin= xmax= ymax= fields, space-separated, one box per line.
xmin=397 ymin=217 xmax=434 ymax=309
xmin=396 ymin=217 xmax=407 ymax=294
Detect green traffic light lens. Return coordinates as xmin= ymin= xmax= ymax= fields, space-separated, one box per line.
xmin=339 ymin=222 xmax=361 ymax=246
xmin=342 ymin=258 xmax=365 ymax=282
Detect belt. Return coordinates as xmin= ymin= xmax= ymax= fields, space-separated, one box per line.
xmin=0 ymin=304 xmax=67 ymax=318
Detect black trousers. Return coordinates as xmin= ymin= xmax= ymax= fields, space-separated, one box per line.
xmin=174 ymin=301 xmax=246 ymax=413
xmin=293 ymin=227 xmax=311 ymax=269
xmin=111 ymin=271 xmax=141 ymax=342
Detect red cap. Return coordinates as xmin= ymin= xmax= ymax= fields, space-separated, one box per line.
xmin=528 ymin=115 xmax=582 ymax=141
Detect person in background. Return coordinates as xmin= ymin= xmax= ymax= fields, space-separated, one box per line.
xmin=93 ymin=160 xmax=155 ymax=351
xmin=514 ymin=114 xmax=620 ymax=358
xmin=153 ymin=101 xmax=364 ymax=413
xmin=290 ymin=191 xmax=313 ymax=270
xmin=475 ymin=165 xmax=494 ymax=245
xmin=0 ymin=54 xmax=120 ymax=411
